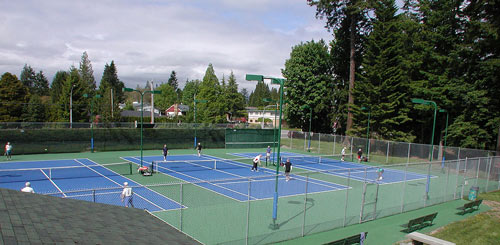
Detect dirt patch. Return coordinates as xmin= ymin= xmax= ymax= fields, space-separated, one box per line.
xmin=483 ymin=200 xmax=500 ymax=220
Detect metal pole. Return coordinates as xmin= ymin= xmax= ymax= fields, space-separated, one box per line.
xmin=318 ymin=133 xmax=321 ymax=154
xmin=245 ymin=179 xmax=251 ymax=245
xmin=454 ymin=160 xmax=460 ymax=199
xmin=151 ymin=81 xmax=155 ymax=124
xmin=272 ymin=79 xmax=285 ymax=228
xmin=400 ymin=161 xmax=409 ymax=213
xmin=343 ymin=169 xmax=351 ymax=227
xmin=111 ymin=88 xmax=114 ymax=119
xmin=194 ymin=94 xmax=197 ymax=148
xmin=273 ymin=103 xmax=277 ymax=165
xmin=90 ymin=101 xmax=94 ymax=153
xmin=386 ymin=141 xmax=390 ymax=163
xmin=307 ymin=107 xmax=312 ymax=152
xmin=485 ymin=157 xmax=492 ymax=192
xmin=180 ymin=183 xmax=183 ymax=231
xmin=70 ymin=85 xmax=74 ymax=128
xmin=430 ymin=101 xmax=437 ymax=161
xmin=366 ymin=110 xmax=370 ymax=155
xmin=140 ymin=92 xmax=144 ymax=167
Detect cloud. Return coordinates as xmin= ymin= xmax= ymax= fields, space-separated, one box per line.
xmin=0 ymin=0 xmax=332 ymax=91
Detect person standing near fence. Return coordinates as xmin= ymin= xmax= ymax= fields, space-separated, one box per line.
xmin=283 ymin=158 xmax=293 ymax=181
xmin=21 ymin=182 xmax=34 ymax=193
xmin=341 ymin=147 xmax=347 ymax=161
xmin=196 ymin=142 xmax=202 ymax=157
xmin=252 ymin=154 xmax=262 ymax=172
xmin=162 ymin=144 xmax=168 ymax=161
xmin=121 ymin=182 xmax=134 ymax=208
xmin=266 ymin=146 xmax=272 ymax=166
xmin=357 ymin=148 xmax=363 ymax=163
xmin=5 ymin=142 xmax=12 ymax=160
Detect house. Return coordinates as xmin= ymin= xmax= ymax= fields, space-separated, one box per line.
xmin=247 ymin=108 xmax=278 ymax=127
xmin=165 ymin=104 xmax=189 ymax=117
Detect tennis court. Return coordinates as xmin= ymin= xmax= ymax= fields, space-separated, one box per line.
xmin=0 ymin=158 xmax=182 ymax=212
xmin=122 ymin=154 xmax=349 ymax=201
xmin=232 ymin=152 xmax=433 ymax=184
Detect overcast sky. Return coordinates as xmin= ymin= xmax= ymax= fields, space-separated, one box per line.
xmin=0 ymin=0 xmax=335 ymax=91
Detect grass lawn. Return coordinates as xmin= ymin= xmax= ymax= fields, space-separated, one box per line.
xmin=428 ymin=190 xmax=500 ymax=245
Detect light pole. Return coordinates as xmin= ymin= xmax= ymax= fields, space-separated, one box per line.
xmin=439 ymin=109 xmax=449 ymax=162
xmin=193 ymin=94 xmax=207 ymax=148
xmin=412 ymin=99 xmax=438 ymax=161
xmin=83 ymin=93 xmax=101 ymax=153
xmin=301 ymin=105 xmax=312 ymax=152
xmin=70 ymin=84 xmax=75 ymax=128
xmin=263 ymin=98 xmax=278 ymax=166
xmin=123 ymin=87 xmax=161 ymax=166
xmin=247 ymin=74 xmax=285 ymax=229
xmin=361 ymin=106 xmax=371 ymax=157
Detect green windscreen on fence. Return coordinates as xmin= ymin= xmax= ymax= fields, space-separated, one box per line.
xmin=1 ymin=128 xmax=225 ymax=154
xmin=225 ymin=128 xmax=277 ymax=148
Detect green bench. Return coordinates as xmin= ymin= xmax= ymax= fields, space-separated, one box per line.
xmin=324 ymin=232 xmax=368 ymax=245
xmin=400 ymin=213 xmax=438 ymax=233
xmin=456 ymin=199 xmax=482 ymax=215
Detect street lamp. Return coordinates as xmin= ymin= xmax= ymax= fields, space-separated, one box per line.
xmin=70 ymin=84 xmax=76 ymax=128
xmin=412 ymin=98 xmax=438 ymax=161
xmin=193 ymin=94 xmax=208 ymax=148
xmin=123 ymin=87 xmax=161 ymax=166
xmin=83 ymin=93 xmax=102 ymax=153
xmin=361 ymin=106 xmax=371 ymax=157
xmin=301 ymin=105 xmax=312 ymax=152
xmin=247 ymin=74 xmax=285 ymax=229
xmin=263 ymin=98 xmax=278 ymax=166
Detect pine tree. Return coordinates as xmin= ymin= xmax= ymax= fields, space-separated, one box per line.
xmin=167 ymin=71 xmax=179 ymax=90
xmin=20 ymin=64 xmax=36 ymax=92
xmin=224 ymin=72 xmax=245 ymax=120
xmin=197 ymin=64 xmax=221 ymax=123
xmin=248 ymin=82 xmax=271 ymax=107
xmin=33 ymin=71 xmax=49 ymax=96
xmin=98 ymin=61 xmax=125 ymax=121
xmin=79 ymin=51 xmax=96 ymax=94
xmin=49 ymin=71 xmax=68 ymax=121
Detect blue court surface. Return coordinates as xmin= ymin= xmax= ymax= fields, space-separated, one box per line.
xmin=232 ymin=152 xmax=433 ymax=184
xmin=0 ymin=158 xmax=182 ymax=212
xmin=122 ymin=154 xmax=349 ymax=201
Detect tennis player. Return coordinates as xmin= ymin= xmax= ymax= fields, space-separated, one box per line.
xmin=21 ymin=182 xmax=34 ymax=193
xmin=266 ymin=146 xmax=272 ymax=165
xmin=357 ymin=148 xmax=363 ymax=163
xmin=252 ymin=154 xmax=262 ymax=172
xmin=341 ymin=147 xmax=346 ymax=161
xmin=121 ymin=182 xmax=134 ymax=208
xmin=283 ymin=158 xmax=293 ymax=181
xmin=196 ymin=142 xmax=202 ymax=157
xmin=377 ymin=168 xmax=384 ymax=181
xmin=5 ymin=142 xmax=12 ymax=160
xmin=162 ymin=144 xmax=168 ymax=161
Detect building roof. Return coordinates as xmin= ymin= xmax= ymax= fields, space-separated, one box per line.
xmin=0 ymin=188 xmax=200 ymax=244
xmin=121 ymin=110 xmax=161 ymax=117
xmin=165 ymin=104 xmax=190 ymax=113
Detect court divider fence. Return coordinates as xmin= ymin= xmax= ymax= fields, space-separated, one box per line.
xmin=43 ymin=155 xmax=500 ymax=245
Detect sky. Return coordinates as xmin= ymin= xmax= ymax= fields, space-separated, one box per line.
xmin=0 ymin=0 xmax=334 ymax=91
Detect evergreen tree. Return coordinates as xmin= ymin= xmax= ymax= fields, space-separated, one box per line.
xmin=97 ymin=61 xmax=125 ymax=121
xmin=224 ymin=72 xmax=245 ymax=120
xmin=353 ymin=0 xmax=413 ymax=141
xmin=282 ymin=40 xmax=334 ymax=132
xmin=79 ymin=51 xmax=96 ymax=94
xmin=0 ymin=73 xmax=29 ymax=122
xmin=240 ymin=88 xmax=249 ymax=105
xmin=167 ymin=71 xmax=179 ymax=90
xmin=49 ymin=71 xmax=68 ymax=121
xmin=33 ymin=71 xmax=49 ymax=96
xmin=197 ymin=64 xmax=222 ymax=123
xmin=248 ymin=82 xmax=271 ymax=107
xmin=181 ymin=79 xmax=201 ymax=122
xmin=155 ymin=83 xmax=177 ymax=112
xmin=24 ymin=95 xmax=47 ymax=122
xmin=20 ymin=64 xmax=36 ymax=92
xmin=56 ymin=67 xmax=86 ymax=122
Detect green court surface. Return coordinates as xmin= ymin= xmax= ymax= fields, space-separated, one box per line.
xmin=1 ymin=147 xmax=498 ymax=244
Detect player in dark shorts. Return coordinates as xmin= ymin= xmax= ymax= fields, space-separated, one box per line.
xmin=162 ymin=144 xmax=168 ymax=161
xmin=196 ymin=142 xmax=202 ymax=157
xmin=252 ymin=154 xmax=262 ymax=172
xmin=266 ymin=146 xmax=272 ymax=165
xmin=283 ymin=158 xmax=293 ymax=181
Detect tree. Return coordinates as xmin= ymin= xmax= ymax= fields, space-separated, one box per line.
xmin=308 ymin=0 xmax=372 ymax=132
xmin=24 ymin=95 xmax=47 ymax=122
xmin=248 ymin=82 xmax=271 ymax=107
xmin=197 ymin=64 xmax=222 ymax=122
xmin=352 ymin=0 xmax=413 ymax=141
xmin=240 ymin=88 xmax=249 ymax=106
xmin=49 ymin=71 xmax=68 ymax=121
xmin=282 ymin=40 xmax=334 ymax=132
xmin=55 ymin=67 xmax=86 ymax=122
xmin=79 ymin=51 xmax=96 ymax=94
xmin=223 ymin=72 xmax=245 ymax=120
xmin=0 ymin=73 xmax=29 ymax=122
xmin=167 ymin=71 xmax=179 ymax=90
xmin=181 ymin=79 xmax=201 ymax=122
xmin=97 ymin=61 xmax=125 ymax=121
xmin=33 ymin=71 xmax=49 ymax=96
xmin=20 ymin=64 xmax=36 ymax=92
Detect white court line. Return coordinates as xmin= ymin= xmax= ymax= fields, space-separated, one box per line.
xmin=40 ymin=169 xmax=67 ymax=197
xmin=125 ymin=156 xmax=248 ymax=202
xmin=75 ymin=159 xmax=169 ymax=211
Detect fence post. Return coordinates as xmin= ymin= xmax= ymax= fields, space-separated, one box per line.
xmin=92 ymin=190 xmax=96 ymax=202
xmin=407 ymin=143 xmax=411 ymax=163
xmin=333 ymin=134 xmax=336 ymax=155
xmin=245 ymin=178 xmax=251 ymax=245
xmin=400 ymin=162 xmax=409 ymax=213
xmin=454 ymin=160 xmax=460 ymax=199
xmin=290 ymin=131 xmax=293 ymax=150
xmin=304 ymin=132 xmax=307 ymax=151
xmin=424 ymin=162 xmax=431 ymax=207
xmin=302 ymin=174 xmax=309 ymax=237
xmin=444 ymin=160 xmax=451 ymax=201
xmin=180 ymin=183 xmax=183 ymax=231
xmin=485 ymin=157 xmax=492 ymax=192
xmin=318 ymin=133 xmax=321 ymax=154
xmin=386 ymin=141 xmax=390 ymax=163
xmin=343 ymin=169 xmax=351 ymax=227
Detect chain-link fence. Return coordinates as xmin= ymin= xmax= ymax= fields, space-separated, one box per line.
xmin=41 ymin=156 xmax=500 ymax=244
xmin=283 ymin=131 xmax=495 ymax=163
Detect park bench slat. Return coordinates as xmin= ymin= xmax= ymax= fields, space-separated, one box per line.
xmin=324 ymin=232 xmax=368 ymax=245
xmin=456 ymin=200 xmax=482 ymax=215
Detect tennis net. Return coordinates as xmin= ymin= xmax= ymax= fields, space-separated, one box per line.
xmin=0 ymin=162 xmax=132 ymax=183
xmin=151 ymin=157 xmax=254 ymax=173
xmin=278 ymin=154 xmax=344 ymax=165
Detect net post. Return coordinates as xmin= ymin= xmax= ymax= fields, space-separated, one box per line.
xmin=93 ymin=189 xmax=96 ymax=202
xmin=129 ymin=162 xmax=132 ymax=175
xmin=214 ymin=160 xmax=217 ymax=170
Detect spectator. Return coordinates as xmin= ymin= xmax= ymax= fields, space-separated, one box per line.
xmin=21 ymin=182 xmax=34 ymax=193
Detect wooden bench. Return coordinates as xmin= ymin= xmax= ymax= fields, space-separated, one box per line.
xmin=406 ymin=232 xmax=456 ymax=245
xmin=324 ymin=232 xmax=368 ymax=245
xmin=401 ymin=213 xmax=438 ymax=233
xmin=456 ymin=199 xmax=482 ymax=215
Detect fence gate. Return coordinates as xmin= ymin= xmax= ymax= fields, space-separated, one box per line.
xmin=360 ymin=181 xmax=379 ymax=223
